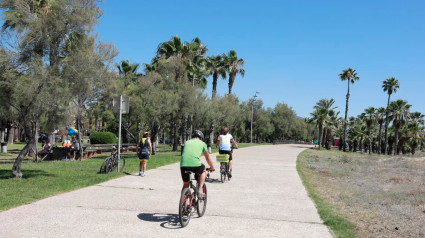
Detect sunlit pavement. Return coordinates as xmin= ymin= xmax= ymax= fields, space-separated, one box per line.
xmin=0 ymin=144 xmax=332 ymax=238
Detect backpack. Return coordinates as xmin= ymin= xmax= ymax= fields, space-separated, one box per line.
xmin=138 ymin=138 xmax=149 ymax=158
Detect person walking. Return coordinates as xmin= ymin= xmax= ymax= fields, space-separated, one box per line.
xmin=137 ymin=132 xmax=152 ymax=177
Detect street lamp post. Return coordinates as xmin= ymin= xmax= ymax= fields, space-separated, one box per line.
xmin=251 ymin=92 xmax=259 ymax=143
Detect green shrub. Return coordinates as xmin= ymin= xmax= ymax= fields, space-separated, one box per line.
xmin=89 ymin=132 xmax=117 ymax=144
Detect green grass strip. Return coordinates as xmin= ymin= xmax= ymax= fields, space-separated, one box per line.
xmin=296 ymin=149 xmax=358 ymax=238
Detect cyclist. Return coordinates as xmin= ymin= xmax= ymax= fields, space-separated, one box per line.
xmin=180 ymin=130 xmax=215 ymax=198
xmin=216 ymin=126 xmax=238 ymax=178
xmin=137 ymin=132 xmax=152 ymax=177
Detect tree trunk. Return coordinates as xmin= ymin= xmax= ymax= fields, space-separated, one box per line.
xmin=212 ymin=71 xmax=218 ymax=99
xmin=228 ymin=72 xmax=236 ymax=94
xmin=172 ymin=122 xmax=178 ymax=151
xmin=7 ymin=122 xmax=14 ymax=144
xmin=77 ymin=116 xmax=84 ymax=160
xmin=209 ymin=121 xmax=215 ymax=149
xmin=181 ymin=116 xmax=187 ymax=145
xmin=28 ymin=122 xmax=39 ymax=157
xmin=122 ymin=122 xmax=129 ymax=143
xmin=318 ymin=123 xmax=323 ymax=149
xmin=394 ymin=127 xmax=399 ymax=156
xmin=322 ymin=128 xmax=327 ymax=148
xmin=0 ymin=120 xmax=5 ymax=143
xmin=343 ymin=80 xmax=350 ymax=152
xmin=383 ymin=94 xmax=391 ymax=155
xmin=378 ymin=122 xmax=383 ymax=154
xmin=367 ymin=128 xmax=372 ymax=154
xmin=326 ymin=128 xmax=332 ymax=150
xmin=12 ymin=120 xmax=36 ymax=178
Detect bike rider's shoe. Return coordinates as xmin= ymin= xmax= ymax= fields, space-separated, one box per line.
xmin=139 ymin=171 xmax=142 ymax=176
xmin=142 ymin=173 xmax=146 ymax=177
xmin=197 ymin=191 xmax=205 ymax=199
xmin=228 ymin=170 xmax=232 ymax=178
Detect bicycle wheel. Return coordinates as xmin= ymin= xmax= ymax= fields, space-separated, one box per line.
xmin=179 ymin=187 xmax=193 ymax=227
xmin=220 ymin=163 xmax=226 ymax=183
xmin=197 ymin=183 xmax=207 ymax=217
xmin=99 ymin=158 xmax=109 ymax=173
xmin=105 ymin=158 xmax=114 ymax=174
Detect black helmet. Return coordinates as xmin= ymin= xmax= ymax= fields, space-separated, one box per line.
xmin=192 ymin=130 xmax=204 ymax=140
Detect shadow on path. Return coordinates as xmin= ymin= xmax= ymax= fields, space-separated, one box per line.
xmin=205 ymin=178 xmax=224 ymax=184
xmin=137 ymin=213 xmax=181 ymax=229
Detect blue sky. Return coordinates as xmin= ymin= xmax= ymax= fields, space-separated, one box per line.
xmin=95 ymin=0 xmax=425 ymax=118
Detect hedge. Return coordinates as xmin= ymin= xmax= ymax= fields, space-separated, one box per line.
xmin=89 ymin=132 xmax=117 ymax=144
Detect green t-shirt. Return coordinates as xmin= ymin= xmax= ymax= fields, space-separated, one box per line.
xmin=180 ymin=139 xmax=207 ymax=167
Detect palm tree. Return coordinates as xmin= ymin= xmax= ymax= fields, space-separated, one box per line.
xmin=339 ymin=68 xmax=359 ymax=152
xmin=382 ymin=77 xmax=400 ymax=154
xmin=207 ymin=55 xmax=227 ymax=99
xmin=323 ymin=110 xmax=340 ymax=150
xmin=187 ymin=56 xmax=209 ymax=88
xmin=117 ymin=60 xmax=140 ymax=87
xmin=224 ymin=50 xmax=245 ymax=94
xmin=310 ymin=98 xmax=337 ymax=149
xmin=374 ymin=107 xmax=386 ymax=154
xmin=389 ymin=99 xmax=410 ymax=155
xmin=362 ymin=107 xmax=376 ymax=154
xmin=309 ymin=108 xmax=328 ymax=150
xmin=409 ymin=112 xmax=425 ymax=125
xmin=406 ymin=121 xmax=423 ymax=154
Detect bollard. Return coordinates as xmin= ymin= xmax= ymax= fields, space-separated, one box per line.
xmin=1 ymin=142 xmax=7 ymax=153
xmin=208 ymin=146 xmax=211 ymax=153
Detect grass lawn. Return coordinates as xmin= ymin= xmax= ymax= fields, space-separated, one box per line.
xmin=297 ymin=148 xmax=425 ymax=238
xmin=0 ymin=142 xmax=265 ymax=212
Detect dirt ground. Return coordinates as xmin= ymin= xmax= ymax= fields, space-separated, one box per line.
xmin=299 ymin=149 xmax=425 ymax=238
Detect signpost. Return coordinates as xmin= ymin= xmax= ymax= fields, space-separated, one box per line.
xmin=113 ymin=96 xmax=129 ymax=171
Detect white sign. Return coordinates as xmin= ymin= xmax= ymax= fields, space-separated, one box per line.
xmin=113 ymin=96 xmax=130 ymax=114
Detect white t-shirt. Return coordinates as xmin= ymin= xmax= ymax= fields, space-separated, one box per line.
xmin=218 ymin=134 xmax=233 ymax=151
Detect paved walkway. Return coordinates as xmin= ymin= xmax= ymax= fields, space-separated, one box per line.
xmin=0 ymin=144 xmax=332 ymax=238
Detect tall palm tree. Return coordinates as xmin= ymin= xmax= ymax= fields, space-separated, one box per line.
xmin=339 ymin=68 xmax=359 ymax=152
xmin=207 ymin=55 xmax=227 ymax=99
xmin=374 ymin=107 xmax=386 ymax=154
xmin=389 ymin=99 xmax=410 ymax=155
xmin=224 ymin=50 xmax=245 ymax=94
xmin=362 ymin=107 xmax=376 ymax=154
xmin=382 ymin=77 xmax=400 ymax=154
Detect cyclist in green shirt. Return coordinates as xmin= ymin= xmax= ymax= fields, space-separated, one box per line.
xmin=180 ymin=130 xmax=215 ymax=198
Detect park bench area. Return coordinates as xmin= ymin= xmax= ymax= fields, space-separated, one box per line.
xmin=47 ymin=143 xmax=137 ymax=160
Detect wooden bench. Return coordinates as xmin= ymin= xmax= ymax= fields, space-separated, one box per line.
xmin=84 ymin=143 xmax=137 ymax=154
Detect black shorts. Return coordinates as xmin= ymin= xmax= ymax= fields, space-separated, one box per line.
xmin=180 ymin=164 xmax=205 ymax=182
xmin=219 ymin=150 xmax=233 ymax=161
xmin=139 ymin=153 xmax=150 ymax=160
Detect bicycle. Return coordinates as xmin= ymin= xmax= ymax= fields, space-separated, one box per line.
xmin=99 ymin=146 xmax=126 ymax=173
xmin=178 ymin=169 xmax=210 ymax=227
xmin=216 ymin=154 xmax=231 ymax=183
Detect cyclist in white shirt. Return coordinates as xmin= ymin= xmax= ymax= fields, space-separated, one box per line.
xmin=216 ymin=126 xmax=238 ymax=177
